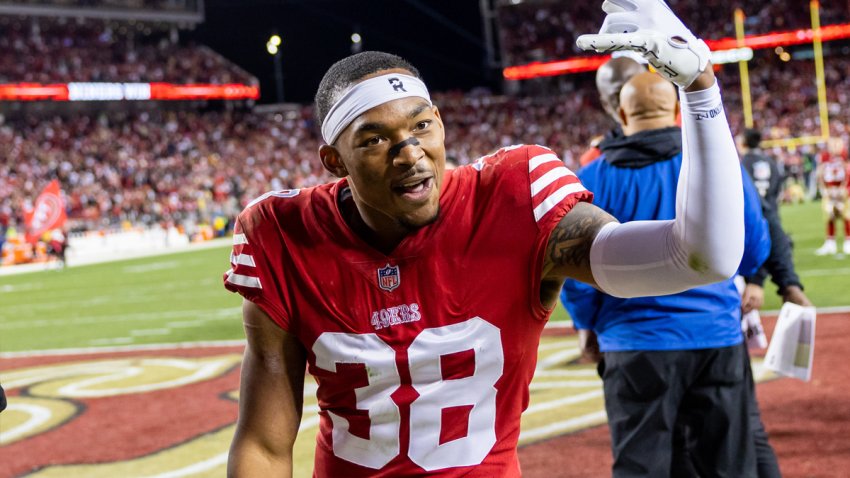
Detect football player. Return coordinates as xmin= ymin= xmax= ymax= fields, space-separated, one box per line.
xmin=224 ymin=1 xmax=745 ymax=476
xmin=815 ymin=137 xmax=850 ymax=255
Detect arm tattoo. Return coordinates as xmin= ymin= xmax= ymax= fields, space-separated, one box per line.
xmin=545 ymin=202 xmax=616 ymax=280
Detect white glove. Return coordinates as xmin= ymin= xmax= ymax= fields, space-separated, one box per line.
xmin=577 ymin=0 xmax=711 ymax=88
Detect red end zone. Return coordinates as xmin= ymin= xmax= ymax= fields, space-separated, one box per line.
xmin=0 ymin=346 xmax=243 ymax=477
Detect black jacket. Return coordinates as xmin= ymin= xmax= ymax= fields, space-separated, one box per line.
xmin=741 ymin=150 xmax=803 ymax=294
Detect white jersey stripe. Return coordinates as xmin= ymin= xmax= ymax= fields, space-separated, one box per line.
xmin=230 ymin=253 xmax=256 ymax=267
xmin=530 ymin=166 xmax=575 ymax=197
xmin=528 ymin=153 xmax=561 ymax=172
xmin=232 ymin=233 xmax=248 ymax=245
xmin=226 ymin=270 xmax=262 ymax=289
xmin=533 ymin=183 xmax=588 ymax=222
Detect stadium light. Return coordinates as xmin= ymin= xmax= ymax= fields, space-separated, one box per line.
xmin=266 ymin=35 xmax=282 ymax=56
xmin=266 ymin=33 xmax=284 ymax=103
xmin=351 ymin=30 xmax=363 ymax=54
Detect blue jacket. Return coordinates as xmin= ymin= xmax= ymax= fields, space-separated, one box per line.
xmin=561 ymin=127 xmax=771 ymax=352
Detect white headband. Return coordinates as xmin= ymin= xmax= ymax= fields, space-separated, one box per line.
xmin=321 ymin=73 xmax=432 ymax=145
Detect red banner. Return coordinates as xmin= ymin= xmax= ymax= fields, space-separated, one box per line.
xmin=0 ymin=82 xmax=259 ymax=102
xmin=504 ymin=22 xmax=850 ymax=80
xmin=24 ymin=180 xmax=67 ymax=243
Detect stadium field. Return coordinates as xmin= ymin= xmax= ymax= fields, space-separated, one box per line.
xmin=0 ymin=199 xmax=846 ymax=354
xmin=2 ymin=199 xmax=848 ymax=477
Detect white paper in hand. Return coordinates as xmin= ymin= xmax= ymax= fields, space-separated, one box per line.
xmin=741 ymin=309 xmax=768 ymax=350
xmin=764 ymin=302 xmax=817 ymax=381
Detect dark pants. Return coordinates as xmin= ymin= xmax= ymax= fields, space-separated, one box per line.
xmin=600 ymin=343 xmax=757 ymax=478
xmin=743 ymin=351 xmax=781 ymax=478
xmin=669 ymin=350 xmax=782 ymax=478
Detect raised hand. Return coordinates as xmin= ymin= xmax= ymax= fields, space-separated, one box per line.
xmin=576 ymin=0 xmax=711 ymax=88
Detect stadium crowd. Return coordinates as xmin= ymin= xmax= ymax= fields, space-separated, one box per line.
xmin=0 ymin=16 xmax=254 ymax=84
xmin=0 ymin=109 xmax=322 ymax=233
xmin=498 ymin=0 xmax=850 ymax=65
xmin=2 ymin=42 xmax=849 ymax=236
xmin=0 ymin=0 xmax=197 ymax=10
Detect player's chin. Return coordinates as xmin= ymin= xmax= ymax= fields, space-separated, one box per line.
xmin=399 ymin=204 xmax=440 ymax=230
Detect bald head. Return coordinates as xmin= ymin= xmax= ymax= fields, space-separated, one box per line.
xmin=596 ymin=56 xmax=646 ymax=121
xmin=618 ymin=72 xmax=679 ymax=136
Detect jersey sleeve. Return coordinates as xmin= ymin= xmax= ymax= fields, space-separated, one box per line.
xmin=474 ymin=145 xmax=594 ymax=316
xmin=525 ymin=145 xmax=593 ymax=231
xmin=223 ymin=213 xmax=291 ymax=331
xmin=475 ymin=144 xmax=593 ymax=232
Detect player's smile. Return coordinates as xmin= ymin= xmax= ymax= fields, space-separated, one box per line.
xmin=391 ymin=170 xmax=435 ymax=204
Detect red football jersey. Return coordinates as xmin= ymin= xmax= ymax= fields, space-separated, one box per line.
xmin=224 ymin=145 xmax=591 ymax=477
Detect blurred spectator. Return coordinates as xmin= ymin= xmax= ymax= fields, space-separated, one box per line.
xmin=0 ymin=16 xmax=255 ymax=84
xmin=497 ymin=0 xmax=849 ymax=65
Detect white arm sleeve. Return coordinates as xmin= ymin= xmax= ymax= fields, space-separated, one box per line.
xmin=589 ymin=80 xmax=744 ymax=298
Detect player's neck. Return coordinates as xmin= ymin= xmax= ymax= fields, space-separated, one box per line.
xmin=338 ymin=187 xmax=410 ymax=255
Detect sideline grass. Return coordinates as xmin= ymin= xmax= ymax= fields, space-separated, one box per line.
xmin=1 ymin=200 xmax=846 ymax=352
xmin=0 ymin=247 xmax=242 ymax=353
xmin=762 ymin=200 xmax=850 ymax=310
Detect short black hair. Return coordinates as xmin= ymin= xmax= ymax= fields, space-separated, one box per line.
xmin=314 ymin=51 xmax=421 ymax=127
xmin=743 ymin=128 xmax=762 ymax=149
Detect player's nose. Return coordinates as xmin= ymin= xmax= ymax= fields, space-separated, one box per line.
xmin=391 ymin=137 xmax=423 ymax=168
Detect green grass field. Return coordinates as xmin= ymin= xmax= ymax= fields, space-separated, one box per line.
xmin=0 ymin=248 xmax=244 ymax=353
xmin=1 ymin=200 xmax=847 ymax=353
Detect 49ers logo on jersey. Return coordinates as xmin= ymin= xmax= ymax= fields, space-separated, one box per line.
xmin=377 ymin=263 xmax=400 ymax=291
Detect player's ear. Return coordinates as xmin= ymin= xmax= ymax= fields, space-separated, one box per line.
xmin=432 ymin=105 xmax=446 ymax=141
xmin=319 ymin=145 xmax=348 ymax=178
xmin=618 ymin=106 xmax=628 ymax=128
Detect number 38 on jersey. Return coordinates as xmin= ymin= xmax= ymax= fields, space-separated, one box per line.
xmin=312 ymin=317 xmax=504 ymax=471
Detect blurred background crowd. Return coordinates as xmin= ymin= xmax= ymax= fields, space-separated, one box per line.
xmin=0 ymin=16 xmax=254 ymax=84
xmin=498 ymin=0 xmax=850 ymax=65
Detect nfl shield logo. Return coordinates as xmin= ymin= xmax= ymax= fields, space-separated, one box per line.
xmin=377 ymin=263 xmax=401 ymax=292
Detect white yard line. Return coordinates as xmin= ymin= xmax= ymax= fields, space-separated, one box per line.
xmin=141 ymin=453 xmax=229 ymax=478
xmin=543 ymin=320 xmax=574 ymax=329
xmin=799 ymin=267 xmax=850 ymax=277
xmin=524 ymin=390 xmax=604 ymax=415
xmin=536 ymin=348 xmax=580 ymax=370
xmin=88 ymin=337 xmax=135 ymax=346
xmin=0 ymin=339 xmax=246 ymax=359
xmin=537 ymin=340 xmax=576 ymax=351
xmin=534 ymin=369 xmax=599 ymax=377
xmin=122 ymin=261 xmax=180 ymax=274
xmin=520 ymin=410 xmax=608 ymax=442
xmin=0 ymin=307 xmax=241 ymax=330
xmin=0 ymin=238 xmax=232 ymax=277
xmin=130 ymin=329 xmax=173 ymax=337
xmin=0 ymin=403 xmax=54 ymax=445
xmin=530 ymin=380 xmax=602 ymax=390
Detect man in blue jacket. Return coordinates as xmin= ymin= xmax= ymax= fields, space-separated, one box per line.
xmin=561 ymin=72 xmax=772 ymax=477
